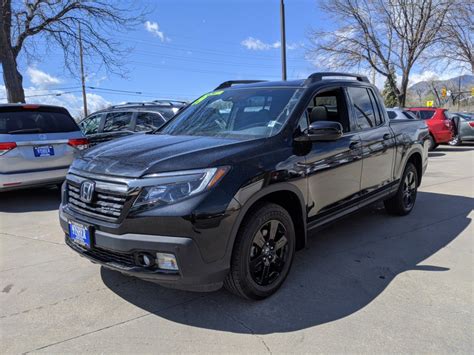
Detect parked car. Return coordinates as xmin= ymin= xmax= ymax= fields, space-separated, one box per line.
xmin=387 ymin=108 xmax=418 ymax=120
xmin=447 ymin=112 xmax=474 ymax=146
xmin=408 ymin=107 xmax=453 ymax=151
xmin=60 ymin=73 xmax=428 ymax=300
xmin=78 ymin=100 xmax=187 ymax=146
xmin=0 ymin=104 xmax=88 ymax=191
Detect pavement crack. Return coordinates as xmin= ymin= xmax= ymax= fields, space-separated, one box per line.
xmin=208 ymin=298 xmax=272 ymax=354
xmin=0 ymin=232 xmax=64 ymax=245
xmin=22 ymin=295 xmax=206 ymax=354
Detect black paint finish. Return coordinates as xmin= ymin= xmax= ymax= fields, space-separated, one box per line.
xmin=60 ymin=77 xmax=429 ymax=291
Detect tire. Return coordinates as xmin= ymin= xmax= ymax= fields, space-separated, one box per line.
xmin=224 ymin=203 xmax=296 ymax=300
xmin=384 ymin=163 xmax=418 ymax=216
xmin=427 ymin=135 xmax=437 ymax=151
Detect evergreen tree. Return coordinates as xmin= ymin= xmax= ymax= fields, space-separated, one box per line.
xmin=382 ymin=67 xmax=399 ymax=108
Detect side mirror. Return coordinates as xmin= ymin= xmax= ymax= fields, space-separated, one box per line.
xmin=295 ymin=121 xmax=343 ymax=142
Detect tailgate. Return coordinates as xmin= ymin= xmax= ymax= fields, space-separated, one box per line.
xmin=0 ymin=132 xmax=84 ymax=174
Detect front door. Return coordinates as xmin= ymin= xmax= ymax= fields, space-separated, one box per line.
xmin=302 ymin=87 xmax=363 ymax=221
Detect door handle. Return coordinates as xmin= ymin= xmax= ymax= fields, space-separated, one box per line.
xmin=383 ymin=133 xmax=391 ymax=140
xmin=349 ymin=141 xmax=360 ymax=150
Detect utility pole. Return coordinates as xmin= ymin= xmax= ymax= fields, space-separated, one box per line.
xmin=457 ymin=75 xmax=461 ymax=111
xmin=280 ymin=0 xmax=287 ymax=81
xmin=79 ymin=24 xmax=88 ymax=117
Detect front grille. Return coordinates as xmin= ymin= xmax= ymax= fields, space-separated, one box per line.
xmin=66 ymin=177 xmax=129 ymax=222
xmin=66 ymin=237 xmax=136 ymax=267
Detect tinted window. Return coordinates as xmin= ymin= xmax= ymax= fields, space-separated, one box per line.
xmin=368 ymin=89 xmax=383 ymax=125
xmin=415 ymin=110 xmax=435 ymax=120
xmin=103 ymin=112 xmax=133 ymax=132
xmin=387 ymin=111 xmax=397 ymax=119
xmin=402 ymin=111 xmax=417 ymax=119
xmin=308 ymin=88 xmax=350 ymax=132
xmin=0 ymin=111 xmax=79 ymax=134
xmin=80 ymin=114 xmax=101 ymax=134
xmin=347 ymin=87 xmax=378 ymax=130
xmin=135 ymin=112 xmax=166 ymax=131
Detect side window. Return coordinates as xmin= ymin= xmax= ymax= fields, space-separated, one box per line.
xmin=387 ymin=111 xmax=397 ymax=120
xmin=306 ymin=87 xmax=351 ymax=133
xmin=368 ymin=89 xmax=383 ymax=125
xmin=347 ymin=87 xmax=378 ymax=130
xmin=80 ymin=114 xmax=101 ymax=134
xmin=135 ymin=112 xmax=165 ymax=131
xmin=296 ymin=112 xmax=309 ymax=134
xmin=103 ymin=112 xmax=133 ymax=132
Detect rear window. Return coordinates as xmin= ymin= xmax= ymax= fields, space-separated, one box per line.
xmin=387 ymin=111 xmax=397 ymax=119
xmin=0 ymin=111 xmax=79 ymax=134
xmin=413 ymin=110 xmax=435 ymax=120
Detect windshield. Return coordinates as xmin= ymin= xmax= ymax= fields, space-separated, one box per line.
xmin=159 ymin=88 xmax=303 ymax=139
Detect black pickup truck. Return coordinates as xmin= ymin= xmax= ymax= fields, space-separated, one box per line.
xmin=59 ymin=73 xmax=429 ymax=300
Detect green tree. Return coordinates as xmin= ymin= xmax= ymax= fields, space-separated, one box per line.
xmin=382 ymin=68 xmax=398 ymax=107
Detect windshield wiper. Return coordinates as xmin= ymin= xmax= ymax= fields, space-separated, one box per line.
xmin=7 ymin=128 xmax=43 ymax=134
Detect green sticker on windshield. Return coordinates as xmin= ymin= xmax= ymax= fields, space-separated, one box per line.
xmin=192 ymin=90 xmax=224 ymax=105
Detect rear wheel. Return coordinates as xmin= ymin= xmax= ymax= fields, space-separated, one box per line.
xmin=224 ymin=203 xmax=295 ymax=300
xmin=384 ymin=163 xmax=418 ymax=216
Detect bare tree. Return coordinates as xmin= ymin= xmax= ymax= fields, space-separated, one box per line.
xmin=438 ymin=2 xmax=474 ymax=73
xmin=307 ymin=0 xmax=454 ymax=106
xmin=0 ymin=0 xmax=147 ymax=103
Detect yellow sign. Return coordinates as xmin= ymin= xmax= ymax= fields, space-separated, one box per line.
xmin=426 ymin=100 xmax=434 ymax=107
xmin=441 ymin=87 xmax=447 ymax=98
xmin=471 ymin=87 xmax=474 ymax=96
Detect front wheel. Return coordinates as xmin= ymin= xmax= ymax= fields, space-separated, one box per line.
xmin=384 ymin=163 xmax=418 ymax=216
xmin=224 ymin=203 xmax=295 ymax=300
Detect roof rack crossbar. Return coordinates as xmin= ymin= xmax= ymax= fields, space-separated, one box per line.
xmin=305 ymin=72 xmax=370 ymax=84
xmin=110 ymin=100 xmax=187 ymax=109
xmin=214 ymin=80 xmax=267 ymax=91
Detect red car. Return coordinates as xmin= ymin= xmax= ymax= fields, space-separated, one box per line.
xmin=408 ymin=108 xmax=453 ymax=151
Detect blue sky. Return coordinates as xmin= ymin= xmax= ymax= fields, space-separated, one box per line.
xmin=0 ymin=0 xmax=461 ymax=117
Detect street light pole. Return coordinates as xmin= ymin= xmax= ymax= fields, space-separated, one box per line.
xmin=280 ymin=0 xmax=287 ymax=81
xmin=79 ymin=24 xmax=88 ymax=118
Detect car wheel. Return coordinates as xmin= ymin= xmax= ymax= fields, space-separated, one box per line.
xmin=427 ymin=135 xmax=437 ymax=151
xmin=384 ymin=163 xmax=418 ymax=216
xmin=224 ymin=203 xmax=295 ymax=300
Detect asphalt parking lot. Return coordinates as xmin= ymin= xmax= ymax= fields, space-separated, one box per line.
xmin=1 ymin=145 xmax=473 ymax=354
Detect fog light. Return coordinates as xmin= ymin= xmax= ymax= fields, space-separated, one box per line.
xmin=137 ymin=253 xmax=155 ymax=267
xmin=156 ymin=252 xmax=179 ymax=271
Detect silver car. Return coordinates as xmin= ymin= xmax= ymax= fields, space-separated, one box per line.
xmin=387 ymin=108 xmax=418 ymax=120
xmin=0 ymin=104 xmax=88 ymax=191
xmin=448 ymin=112 xmax=474 ymax=146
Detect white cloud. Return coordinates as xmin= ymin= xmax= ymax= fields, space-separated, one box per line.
xmin=27 ymin=67 xmax=61 ymax=88
xmin=144 ymin=21 xmax=169 ymax=42
xmin=241 ymin=37 xmax=281 ymax=50
xmin=0 ymin=85 xmax=111 ymax=119
xmin=241 ymin=37 xmax=301 ymax=51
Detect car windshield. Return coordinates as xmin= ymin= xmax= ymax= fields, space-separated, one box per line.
xmin=159 ymin=87 xmax=303 ymax=139
xmin=0 ymin=111 xmax=79 ymax=134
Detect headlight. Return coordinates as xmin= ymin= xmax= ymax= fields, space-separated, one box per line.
xmin=132 ymin=167 xmax=229 ymax=209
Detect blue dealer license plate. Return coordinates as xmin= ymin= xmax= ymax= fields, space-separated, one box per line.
xmin=68 ymin=221 xmax=91 ymax=249
xmin=33 ymin=146 xmax=54 ymax=157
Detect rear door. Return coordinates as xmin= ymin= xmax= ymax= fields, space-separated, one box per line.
xmin=346 ymin=86 xmax=396 ymax=195
xmin=0 ymin=106 xmax=84 ymax=174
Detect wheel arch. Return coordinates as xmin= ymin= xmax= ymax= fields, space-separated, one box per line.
xmin=406 ymin=151 xmax=423 ymax=186
xmin=225 ymin=183 xmax=307 ymax=264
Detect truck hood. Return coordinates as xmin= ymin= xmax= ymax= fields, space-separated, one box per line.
xmin=71 ymin=134 xmax=264 ymax=178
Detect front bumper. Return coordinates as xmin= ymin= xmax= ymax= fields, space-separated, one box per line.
xmin=60 ymin=210 xmax=230 ymax=292
xmin=0 ymin=167 xmax=68 ymax=191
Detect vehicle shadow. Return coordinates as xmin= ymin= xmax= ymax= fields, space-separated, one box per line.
xmin=436 ymin=145 xmax=474 ymax=152
xmin=101 ymin=191 xmax=472 ymax=334
xmin=428 ymin=152 xmax=445 ymax=157
xmin=0 ymin=186 xmax=61 ymax=212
